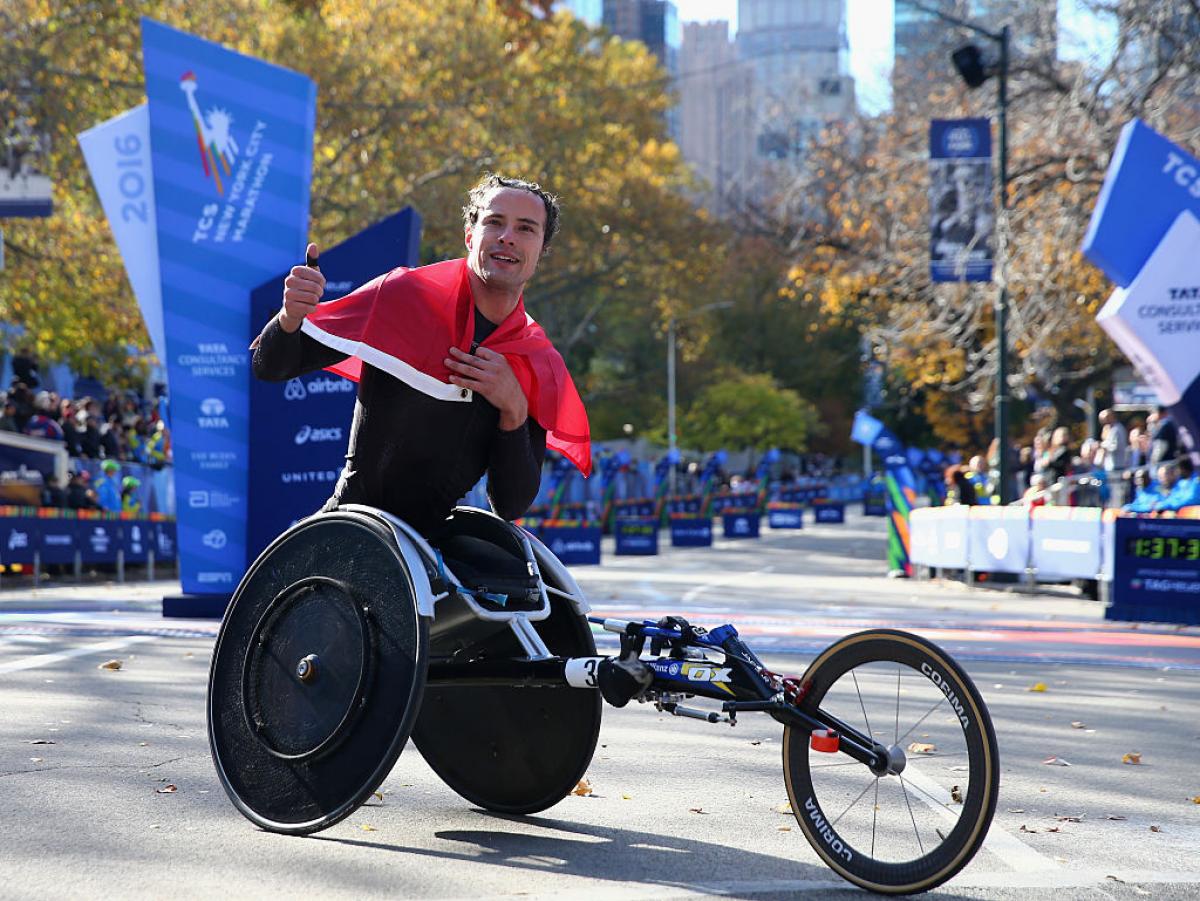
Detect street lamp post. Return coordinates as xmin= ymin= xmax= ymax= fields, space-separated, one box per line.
xmin=667 ymin=302 xmax=732 ymax=495
xmin=907 ymin=1 xmax=1013 ymax=502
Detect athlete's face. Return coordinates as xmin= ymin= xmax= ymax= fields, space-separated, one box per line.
xmin=465 ymin=187 xmax=546 ymax=294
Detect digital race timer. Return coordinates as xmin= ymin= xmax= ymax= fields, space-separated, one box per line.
xmin=1125 ymin=536 xmax=1200 ymax=561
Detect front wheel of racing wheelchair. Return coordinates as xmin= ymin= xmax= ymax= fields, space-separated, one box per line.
xmin=206 ymin=505 xmax=601 ymax=835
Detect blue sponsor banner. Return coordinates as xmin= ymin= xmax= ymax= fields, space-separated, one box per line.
xmin=142 ymin=18 xmax=316 ymax=595
xmin=1082 ymin=119 xmax=1200 ymax=288
xmin=39 ymin=521 xmax=78 ymax=565
xmin=767 ymin=508 xmax=803 ymax=529
xmin=929 ymin=118 xmax=993 ymax=283
xmin=122 ymin=520 xmax=152 ymax=563
xmin=2 ymin=519 xmax=38 ymax=565
xmin=540 ymin=525 xmax=601 ymax=565
xmin=155 ymin=520 xmax=178 ymax=561
xmin=246 ymin=208 xmax=421 ymax=562
xmin=79 ymin=521 xmax=120 ymax=564
xmin=614 ymin=518 xmax=658 ymax=556
xmin=670 ymin=516 xmax=712 ymax=547
xmin=1107 ymin=516 xmax=1200 ymax=625
xmin=813 ymin=503 xmax=846 ymax=524
xmin=722 ymin=512 xmax=761 ymax=539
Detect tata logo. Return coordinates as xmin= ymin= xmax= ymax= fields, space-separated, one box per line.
xmin=202 ymin=529 xmax=227 ymax=550
xmin=90 ymin=527 xmax=110 ymax=553
xmin=945 ymin=125 xmax=978 ymax=156
xmin=198 ymin=396 xmax=229 ymax=429
xmin=8 ymin=530 xmax=28 ymax=551
xmin=284 ymin=379 xmax=306 ymax=401
xmin=294 ymin=425 xmax=343 ymax=445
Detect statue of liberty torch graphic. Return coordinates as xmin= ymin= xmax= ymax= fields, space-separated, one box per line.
xmin=179 ymin=71 xmax=239 ymax=195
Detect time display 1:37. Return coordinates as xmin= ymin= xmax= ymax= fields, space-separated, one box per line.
xmin=1126 ymin=536 xmax=1200 ymax=560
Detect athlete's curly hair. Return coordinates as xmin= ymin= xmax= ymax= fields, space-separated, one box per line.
xmin=462 ymin=174 xmax=561 ymax=254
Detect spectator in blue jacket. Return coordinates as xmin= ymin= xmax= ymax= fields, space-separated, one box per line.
xmin=1122 ymin=468 xmax=1163 ymax=514
xmin=94 ymin=460 xmax=122 ymax=513
xmin=1157 ymin=457 xmax=1200 ymax=512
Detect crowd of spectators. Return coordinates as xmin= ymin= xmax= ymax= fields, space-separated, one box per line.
xmin=0 ymin=362 xmax=171 ymax=469
xmin=943 ymin=405 xmax=1199 ymax=513
xmin=0 ymin=349 xmax=170 ymax=515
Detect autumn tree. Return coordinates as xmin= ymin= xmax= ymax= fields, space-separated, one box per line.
xmin=1 ymin=0 xmax=727 ymax=436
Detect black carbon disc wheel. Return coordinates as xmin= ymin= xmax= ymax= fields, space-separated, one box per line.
xmin=783 ymin=630 xmax=999 ymax=895
xmin=411 ymin=596 xmax=602 ymax=815
xmin=208 ymin=512 xmax=428 ymax=835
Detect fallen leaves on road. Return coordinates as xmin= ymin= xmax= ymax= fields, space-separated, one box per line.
xmin=774 ymin=802 xmax=793 ymax=815
xmin=621 ymin=794 xmax=632 ymax=801
xmin=1106 ymin=815 xmax=1128 ymax=821
xmin=777 ymin=826 xmax=791 ymax=832
xmin=571 ymin=779 xmax=594 ymax=797
xmin=155 ymin=784 xmax=177 ymax=794
xmin=98 ymin=660 xmax=122 ymax=671
xmin=360 ymin=824 xmax=377 ymax=832
xmin=1020 ymin=824 xmax=1039 ymax=833
xmin=1042 ymin=756 xmax=1072 ymax=766
xmin=688 ymin=807 xmax=708 ymax=815
xmin=1070 ymin=722 xmax=1086 ymax=729
xmin=1150 ymin=825 xmax=1163 ymax=833
xmin=28 ymin=739 xmax=55 ymax=745
xmin=907 ymin=742 xmax=937 ymax=754
xmin=1122 ymin=752 xmax=1142 ymax=765
xmin=1191 ymin=796 xmax=1200 ymax=804
xmin=950 ymin=785 xmax=963 ymax=804
xmin=29 ymin=757 xmax=43 ymax=763
xmin=1029 ymin=682 xmax=1047 ymax=693
xmin=1055 ymin=814 xmax=1084 ymax=823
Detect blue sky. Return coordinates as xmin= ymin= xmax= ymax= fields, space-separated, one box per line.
xmin=673 ymin=0 xmax=1117 ymax=116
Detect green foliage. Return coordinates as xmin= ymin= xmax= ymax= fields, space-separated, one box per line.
xmin=680 ymin=371 xmax=822 ymax=453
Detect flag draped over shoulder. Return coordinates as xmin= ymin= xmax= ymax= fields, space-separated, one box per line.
xmin=300 ymin=257 xmax=592 ymax=476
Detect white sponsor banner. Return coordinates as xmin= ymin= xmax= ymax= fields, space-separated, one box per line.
xmin=78 ymin=105 xmax=166 ymax=367
xmin=1096 ymin=210 xmax=1200 ymax=406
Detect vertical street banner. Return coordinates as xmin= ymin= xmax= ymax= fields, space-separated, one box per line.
xmin=929 ymin=118 xmax=994 ymax=283
xmin=78 ymin=105 xmax=167 ymax=367
xmin=1 ymin=114 xmax=53 ymax=217
xmin=245 ymin=208 xmax=422 ymax=563
xmin=142 ymin=18 xmax=316 ymax=599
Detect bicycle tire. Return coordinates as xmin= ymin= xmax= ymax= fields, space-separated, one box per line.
xmin=782 ymin=629 xmax=999 ymax=894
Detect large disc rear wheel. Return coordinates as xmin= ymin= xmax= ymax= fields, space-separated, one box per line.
xmin=783 ymin=629 xmax=999 ymax=894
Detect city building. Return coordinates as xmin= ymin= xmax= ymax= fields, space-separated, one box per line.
xmin=679 ymin=20 xmax=743 ymax=215
xmin=603 ymin=0 xmax=682 ymax=138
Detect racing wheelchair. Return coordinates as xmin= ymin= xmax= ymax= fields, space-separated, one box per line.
xmin=207 ymin=505 xmax=999 ymax=895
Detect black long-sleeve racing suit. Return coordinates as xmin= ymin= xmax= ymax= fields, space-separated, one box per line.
xmin=252 ymin=313 xmax=546 ymax=536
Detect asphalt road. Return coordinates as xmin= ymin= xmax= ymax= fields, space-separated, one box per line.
xmin=2 ymin=513 xmax=1199 ymax=899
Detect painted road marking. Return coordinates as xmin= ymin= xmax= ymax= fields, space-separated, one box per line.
xmin=900 ymin=763 xmax=1054 ymax=874
xmin=0 ymin=635 xmax=155 ymax=675
xmin=682 ymin=566 xmax=773 ymax=603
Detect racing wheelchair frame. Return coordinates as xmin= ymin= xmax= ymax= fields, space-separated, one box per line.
xmin=208 ymin=505 xmax=999 ymax=896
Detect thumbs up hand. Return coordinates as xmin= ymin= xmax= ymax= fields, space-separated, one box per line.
xmin=280 ymin=242 xmax=324 ymax=333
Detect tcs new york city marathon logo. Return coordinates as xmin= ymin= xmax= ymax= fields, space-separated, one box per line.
xmin=180 ymin=71 xmax=239 ymax=196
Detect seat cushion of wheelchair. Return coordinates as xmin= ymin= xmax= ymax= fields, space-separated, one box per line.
xmin=435 ymin=533 xmax=540 ymax=608
xmin=208 ymin=512 xmax=427 ymax=831
xmin=412 ymin=588 xmax=603 ymax=815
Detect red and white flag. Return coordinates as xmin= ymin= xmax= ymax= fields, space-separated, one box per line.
xmin=301 ymin=257 xmax=591 ymax=476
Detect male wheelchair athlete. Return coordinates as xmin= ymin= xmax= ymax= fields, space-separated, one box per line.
xmin=207 ymin=505 xmax=999 ymax=896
